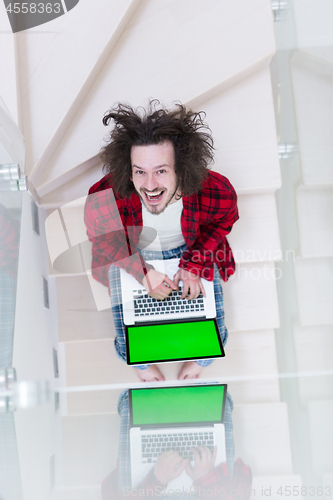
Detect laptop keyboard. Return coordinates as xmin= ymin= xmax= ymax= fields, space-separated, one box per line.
xmin=133 ymin=287 xmax=205 ymax=318
xmin=141 ymin=430 xmax=214 ymax=464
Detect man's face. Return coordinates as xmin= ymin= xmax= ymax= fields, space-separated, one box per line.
xmin=130 ymin=141 xmax=181 ymax=214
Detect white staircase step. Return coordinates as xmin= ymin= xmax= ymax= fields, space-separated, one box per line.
xmin=65 ymin=389 xmax=124 ymax=417
xmin=294 ymin=257 xmax=333 ymax=326
xmin=293 ymin=1 xmax=333 ymax=49
xmin=251 ymin=476 xmax=302 ymax=499
xmin=56 ymin=275 xmax=114 ymax=342
xmin=201 ymin=67 xmax=281 ymax=195
xmin=308 ymin=400 xmax=333 ymax=475
xmin=224 ymin=262 xmax=280 ymax=332
xmin=291 ymin=50 xmax=333 ymax=186
xmin=227 ymin=379 xmax=280 ymax=406
xmin=233 ymin=402 xmax=293 ymax=476
xmin=303 ymin=47 xmax=333 ymax=65
xmin=222 ymin=330 xmax=280 ymax=404
xmin=46 ymin=203 xmax=111 ymax=313
xmin=229 ymin=193 xmax=282 ymax=263
xmin=293 ymin=324 xmax=333 ymax=402
xmin=296 ymin=186 xmax=333 ymax=258
xmin=63 ymin=339 xmax=137 ymax=387
xmin=30 ymin=0 xmax=275 ymax=196
xmin=61 ymin=414 xmax=119 ymax=487
xmin=225 ymin=330 xmax=279 ymax=378
xmin=45 ymin=197 xmax=89 ymax=274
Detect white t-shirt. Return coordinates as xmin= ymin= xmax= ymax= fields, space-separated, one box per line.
xmin=137 ymin=198 xmax=186 ymax=251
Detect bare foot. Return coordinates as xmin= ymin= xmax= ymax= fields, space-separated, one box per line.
xmin=135 ymin=365 xmax=165 ymax=382
xmin=177 ymin=361 xmax=204 ymax=380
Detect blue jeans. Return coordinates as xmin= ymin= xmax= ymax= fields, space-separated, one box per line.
xmin=109 ymin=244 xmax=228 ymax=369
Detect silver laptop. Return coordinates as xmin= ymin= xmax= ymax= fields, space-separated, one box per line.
xmin=129 ymin=384 xmax=227 ymax=490
xmin=120 ymin=258 xmax=216 ymax=325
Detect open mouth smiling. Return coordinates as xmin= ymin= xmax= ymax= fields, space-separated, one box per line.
xmin=143 ymin=190 xmax=165 ymax=202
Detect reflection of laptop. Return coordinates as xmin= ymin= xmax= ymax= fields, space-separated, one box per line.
xmin=129 ymin=384 xmax=227 ymax=489
xmin=120 ymin=258 xmax=216 ymax=325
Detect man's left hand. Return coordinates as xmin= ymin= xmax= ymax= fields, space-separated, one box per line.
xmin=173 ymin=269 xmax=207 ymax=300
xmin=154 ymin=451 xmax=189 ymax=485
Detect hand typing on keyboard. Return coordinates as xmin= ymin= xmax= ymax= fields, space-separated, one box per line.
xmin=185 ymin=445 xmax=217 ymax=481
xmin=142 ymin=268 xmax=178 ymax=300
xmin=153 ymin=450 xmax=189 ymax=485
xmin=173 ymin=268 xmax=207 ymax=300
xmin=133 ymin=287 xmax=205 ymax=317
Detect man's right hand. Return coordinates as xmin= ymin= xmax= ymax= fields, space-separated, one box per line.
xmin=186 ymin=446 xmax=217 ymax=481
xmin=142 ymin=268 xmax=177 ymax=300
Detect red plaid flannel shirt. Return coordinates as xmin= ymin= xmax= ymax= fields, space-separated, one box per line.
xmin=84 ymin=170 xmax=239 ymax=287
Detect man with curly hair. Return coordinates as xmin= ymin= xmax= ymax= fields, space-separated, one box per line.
xmin=84 ymin=102 xmax=239 ymax=381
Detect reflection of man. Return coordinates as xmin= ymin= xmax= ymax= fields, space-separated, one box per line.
xmin=85 ymin=102 xmax=238 ymax=381
xmin=101 ymin=390 xmax=252 ymax=499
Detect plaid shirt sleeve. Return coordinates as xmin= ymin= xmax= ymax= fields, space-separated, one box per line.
xmin=180 ymin=172 xmax=239 ymax=281
xmin=84 ymin=182 xmax=154 ymax=287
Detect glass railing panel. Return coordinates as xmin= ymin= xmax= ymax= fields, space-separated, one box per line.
xmin=0 ymin=95 xmax=26 ymax=372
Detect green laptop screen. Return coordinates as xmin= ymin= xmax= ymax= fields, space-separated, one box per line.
xmin=127 ymin=319 xmax=222 ymax=364
xmin=131 ymin=385 xmax=225 ymax=426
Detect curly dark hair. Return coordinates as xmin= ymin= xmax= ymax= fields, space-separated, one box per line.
xmin=100 ymin=101 xmax=214 ymax=198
